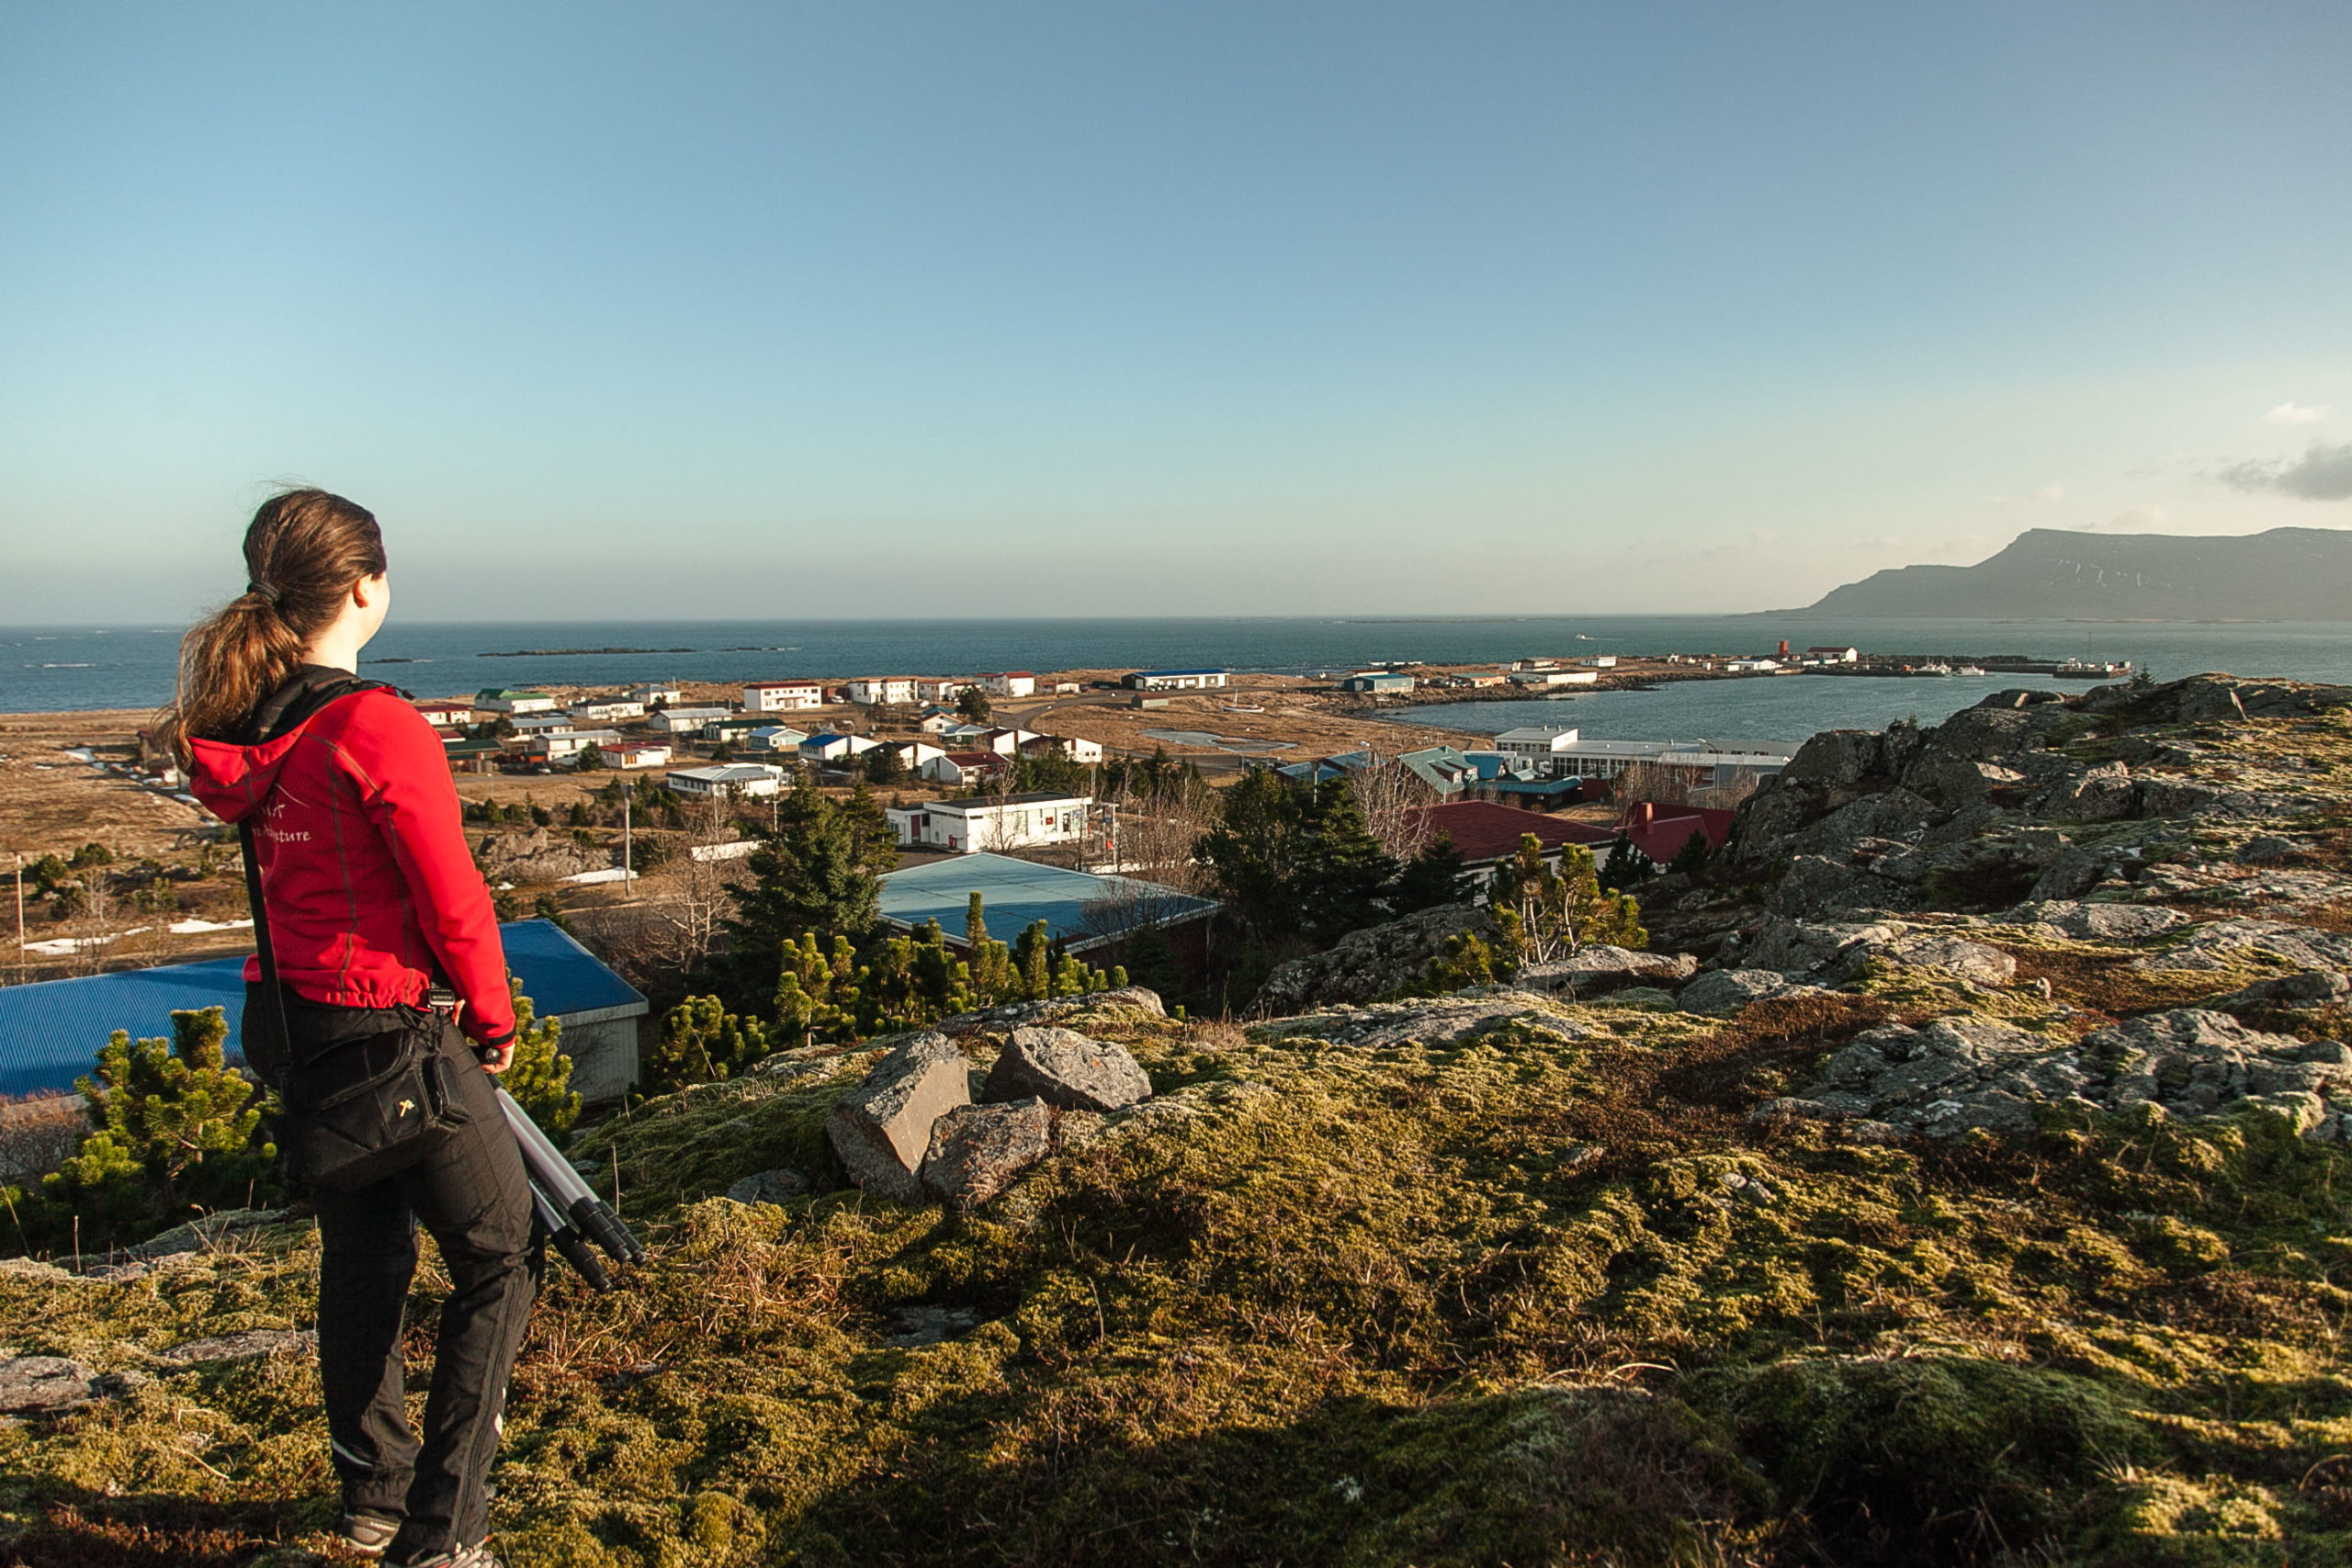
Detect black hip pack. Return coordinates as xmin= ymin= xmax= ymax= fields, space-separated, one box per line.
xmin=242 ymin=820 xmax=468 ymax=1191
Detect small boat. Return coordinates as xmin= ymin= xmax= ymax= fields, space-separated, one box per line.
xmin=1954 ymin=665 xmax=1987 ymax=677
xmin=1221 ymin=703 xmax=1265 ymax=713
xmin=2054 ymin=658 xmax=2132 ymax=679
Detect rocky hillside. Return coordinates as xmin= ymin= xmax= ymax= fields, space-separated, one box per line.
xmin=10 ymin=674 xmax=2352 ymax=1564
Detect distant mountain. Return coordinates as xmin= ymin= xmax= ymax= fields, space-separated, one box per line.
xmin=1808 ymin=526 xmax=2352 ymax=620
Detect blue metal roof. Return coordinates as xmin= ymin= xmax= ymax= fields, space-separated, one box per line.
xmin=0 ymin=920 xmax=644 ymax=1100
xmin=878 ymin=853 xmax=1216 ymax=953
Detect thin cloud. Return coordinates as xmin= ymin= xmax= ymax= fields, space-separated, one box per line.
xmin=2221 ymin=442 xmax=2352 ymax=502
xmin=2265 ymin=402 xmax=2331 ymax=425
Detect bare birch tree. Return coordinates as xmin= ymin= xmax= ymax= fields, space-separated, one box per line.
xmin=1350 ymin=759 xmax=1439 ymax=863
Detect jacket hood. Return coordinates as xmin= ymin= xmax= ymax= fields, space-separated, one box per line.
xmin=186 ymin=667 xmax=391 ymax=825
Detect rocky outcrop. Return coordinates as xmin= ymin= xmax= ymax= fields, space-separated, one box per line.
xmin=921 ymin=1099 xmax=1055 ymax=1208
xmin=475 ymin=828 xmax=606 ymax=884
xmin=825 ymin=1033 xmax=973 ymax=1201
xmin=982 ymin=1026 xmax=1154 ymax=1112
xmin=1761 ymin=1010 xmax=2352 ymax=1139
xmin=1516 ymin=946 xmax=1699 ymax=997
xmin=931 ymin=987 xmax=1165 ymax=1035
xmin=1679 ymin=969 xmax=1817 ymax=1016
xmin=1255 ymin=904 xmax=1486 ymax=1011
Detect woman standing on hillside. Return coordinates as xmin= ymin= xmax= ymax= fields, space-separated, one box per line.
xmin=166 ymin=489 xmax=532 ymax=1568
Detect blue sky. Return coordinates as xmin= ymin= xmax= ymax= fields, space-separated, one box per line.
xmin=3 ymin=2 xmax=2348 ymax=619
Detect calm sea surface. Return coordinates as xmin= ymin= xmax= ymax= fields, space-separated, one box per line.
xmin=4 ymin=616 xmax=2348 ymax=738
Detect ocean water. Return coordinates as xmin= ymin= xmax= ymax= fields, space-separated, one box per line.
xmin=1396 ymin=673 xmax=2082 ymax=746
xmin=3 ymin=614 xmax=2347 ymax=719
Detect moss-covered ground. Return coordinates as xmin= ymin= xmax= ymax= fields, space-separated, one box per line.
xmin=11 ymin=700 xmax=2352 ymax=1565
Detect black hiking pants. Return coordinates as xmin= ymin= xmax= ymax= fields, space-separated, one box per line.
xmin=269 ymin=995 xmax=539 ymax=1559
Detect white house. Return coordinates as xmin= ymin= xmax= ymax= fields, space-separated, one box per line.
xmin=743 ymin=680 xmax=826 ymax=712
xmin=628 ymin=683 xmax=684 ymax=707
xmin=1805 ymin=646 xmax=1860 ymax=664
xmin=1507 ymin=669 xmax=1599 ymax=688
xmin=1724 ymin=659 xmax=1781 ymax=673
xmin=976 ymin=671 xmax=1036 ymax=698
xmin=509 ymin=713 xmax=577 ymax=735
xmin=413 ymin=700 xmax=472 ymax=729
xmin=886 ymin=792 xmax=1091 ymax=853
xmin=1023 ymin=733 xmax=1104 ymax=763
xmin=936 ymin=721 xmax=993 ymax=748
xmin=1124 ymin=669 xmax=1228 ymax=692
xmin=666 ymin=763 xmax=788 ymax=799
xmin=919 ymin=750 xmax=1008 ymax=786
xmin=743 ymin=726 xmax=811 ymax=754
xmin=523 ymin=728 xmax=622 ymax=763
xmin=974 ymin=727 xmax=1043 ymax=755
xmin=845 ymin=676 xmax=917 ymax=705
xmin=646 ymin=705 xmax=732 ymax=734
xmin=605 ymin=741 xmax=672 ymax=769
xmin=568 ymin=698 xmax=646 ymax=723
xmin=475 ymin=688 xmax=558 ymax=716
xmin=913 ymin=677 xmax=977 ymax=704
xmin=800 ymin=732 xmax=880 ymax=766
xmin=876 ymin=739 xmax=946 ymax=772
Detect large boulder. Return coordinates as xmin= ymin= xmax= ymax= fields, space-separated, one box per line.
xmin=2135 ymin=919 xmax=2352 ymax=974
xmin=1255 ymin=904 xmax=1486 ymax=1010
xmin=1780 ymin=729 xmax=1885 ymax=788
xmin=1678 ymin=968 xmax=1801 ymax=1016
xmin=1516 ymin=945 xmax=1699 ymax=997
xmin=982 ymin=1026 xmax=1153 ymax=1112
xmin=825 ymin=1033 xmax=972 ymax=1201
xmin=921 ymin=1099 xmax=1054 ymax=1209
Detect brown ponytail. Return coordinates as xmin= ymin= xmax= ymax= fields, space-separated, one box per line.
xmin=154 ymin=489 xmax=389 ymax=759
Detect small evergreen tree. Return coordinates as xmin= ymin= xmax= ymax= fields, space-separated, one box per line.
xmin=503 ymin=980 xmax=580 ymax=1140
xmin=1392 ymin=834 xmax=1469 ymax=912
xmin=646 ymin=997 xmax=774 ymax=1093
xmin=864 ymin=744 xmax=907 ymax=784
xmin=32 ymin=1008 xmax=273 ymax=1250
xmin=1599 ymin=830 xmax=1657 ymax=893
xmin=1667 ymin=829 xmax=1713 ymax=878
xmin=1489 ymin=837 xmax=1645 ymax=968
xmin=1118 ymin=921 xmax=1185 ymax=1000
xmin=574 ymin=743 xmax=606 ymax=771
xmin=956 ymin=686 xmax=991 ymax=724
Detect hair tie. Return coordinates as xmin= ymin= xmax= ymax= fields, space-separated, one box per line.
xmin=247 ymin=580 xmax=282 ymax=605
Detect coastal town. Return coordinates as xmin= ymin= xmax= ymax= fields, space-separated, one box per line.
xmin=0 ymin=637 xmax=2148 ymax=1007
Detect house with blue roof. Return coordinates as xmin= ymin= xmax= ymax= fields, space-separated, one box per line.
xmin=0 ymin=920 xmax=648 ymax=1103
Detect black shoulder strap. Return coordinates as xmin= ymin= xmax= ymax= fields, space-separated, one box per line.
xmin=241 ymin=818 xmax=293 ymax=1077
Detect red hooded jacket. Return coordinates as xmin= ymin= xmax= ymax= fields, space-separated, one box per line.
xmin=187 ymin=672 xmax=515 ymax=1047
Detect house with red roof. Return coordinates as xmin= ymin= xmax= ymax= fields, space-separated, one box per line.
xmin=1408 ymin=800 xmax=1623 ymax=894
xmin=1616 ymin=801 xmax=1736 ymax=866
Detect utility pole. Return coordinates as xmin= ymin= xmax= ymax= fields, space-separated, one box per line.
xmin=13 ymin=853 xmax=24 ymax=984
xmin=622 ymin=791 xmax=631 ymax=881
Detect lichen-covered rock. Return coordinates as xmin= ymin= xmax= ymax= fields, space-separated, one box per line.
xmin=825 ymin=1032 xmax=971 ymax=1201
xmin=1881 ymin=933 xmax=2016 ymax=987
xmin=921 ymin=1098 xmax=1054 ymax=1208
xmin=2214 ymin=969 xmax=2352 ymax=1011
xmin=1267 ymin=992 xmax=1590 ymax=1050
xmin=1771 ymin=1007 xmax=2352 ymax=1137
xmin=158 ymin=1329 xmax=316 ymax=1366
xmin=982 ymin=1026 xmax=1152 ymax=1112
xmin=0 ymin=1356 xmax=144 ymax=1416
xmin=2134 ymin=919 xmax=2352 ymax=974
xmin=2008 ymin=901 xmax=2183 ymax=943
xmin=726 ymin=1168 xmax=811 ymax=1205
xmin=1255 ymin=904 xmax=1486 ymax=1010
xmin=1678 ymin=969 xmax=1802 ymax=1015
xmin=933 ymin=987 xmax=1165 ymax=1035
xmin=1516 ymin=945 xmax=1698 ymax=997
